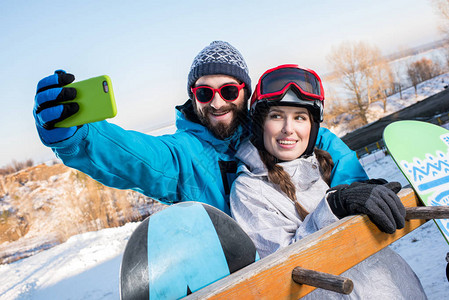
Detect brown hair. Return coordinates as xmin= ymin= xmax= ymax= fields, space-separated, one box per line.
xmin=314 ymin=148 xmax=334 ymax=186
xmin=258 ymin=148 xmax=333 ymax=220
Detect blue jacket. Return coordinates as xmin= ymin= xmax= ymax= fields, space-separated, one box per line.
xmin=48 ymin=101 xmax=368 ymax=215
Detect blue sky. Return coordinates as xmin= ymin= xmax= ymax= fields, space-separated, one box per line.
xmin=0 ymin=0 xmax=443 ymax=167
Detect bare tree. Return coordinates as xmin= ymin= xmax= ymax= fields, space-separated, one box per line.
xmin=370 ymin=56 xmax=394 ymax=112
xmin=327 ymin=41 xmax=369 ymax=125
xmin=407 ymin=57 xmax=443 ymax=95
xmin=390 ymin=62 xmax=406 ymax=100
xmin=431 ymin=0 xmax=449 ymax=69
xmin=432 ymin=0 xmax=449 ymax=34
xmin=327 ymin=41 xmax=392 ymax=125
xmin=440 ymin=45 xmax=449 ymax=70
xmin=407 ymin=64 xmax=420 ymax=96
xmin=322 ymin=84 xmax=344 ymax=128
xmin=0 ymin=159 xmax=34 ymax=175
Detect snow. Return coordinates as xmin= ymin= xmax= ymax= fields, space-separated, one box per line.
xmin=2 ymin=69 xmax=449 ymax=299
xmin=0 ymin=151 xmax=448 ymax=299
xmin=390 ymin=222 xmax=449 ymax=299
xmin=0 ymin=222 xmax=139 ymax=300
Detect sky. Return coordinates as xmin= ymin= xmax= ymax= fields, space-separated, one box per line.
xmin=0 ymin=0 xmax=444 ymax=167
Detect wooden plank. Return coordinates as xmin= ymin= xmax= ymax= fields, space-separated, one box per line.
xmin=185 ymin=188 xmax=426 ymax=299
xmin=406 ymin=206 xmax=449 ymax=219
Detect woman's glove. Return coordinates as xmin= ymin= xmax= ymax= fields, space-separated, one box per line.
xmin=327 ymin=180 xmax=405 ymax=234
xmin=33 ymin=70 xmax=80 ymax=144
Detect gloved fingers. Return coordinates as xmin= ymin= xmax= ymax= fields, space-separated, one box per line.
xmin=373 ymin=195 xmax=397 ymax=229
xmin=383 ymin=181 xmax=402 ymax=194
xmin=36 ymin=70 xmax=75 ymax=94
xmin=36 ymin=102 xmax=79 ymax=130
xmin=35 ymin=87 xmax=77 ymax=114
xmin=33 ymin=70 xmax=79 ymax=144
xmin=372 ymin=187 xmax=406 ymax=231
xmin=366 ymin=204 xmax=397 ymax=234
xmin=381 ymin=190 xmax=406 ymax=229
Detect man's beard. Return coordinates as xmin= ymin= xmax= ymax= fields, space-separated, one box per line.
xmin=193 ymin=101 xmax=247 ymax=140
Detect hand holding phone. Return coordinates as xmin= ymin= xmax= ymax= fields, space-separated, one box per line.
xmin=34 ymin=70 xmax=79 ymax=144
xmin=55 ymin=75 xmax=117 ymax=128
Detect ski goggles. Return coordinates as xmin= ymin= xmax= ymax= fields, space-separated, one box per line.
xmin=251 ymin=64 xmax=324 ymax=107
xmin=191 ymin=82 xmax=245 ymax=104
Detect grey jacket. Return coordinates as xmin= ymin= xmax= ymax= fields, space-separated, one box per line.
xmin=230 ymin=140 xmax=426 ymax=299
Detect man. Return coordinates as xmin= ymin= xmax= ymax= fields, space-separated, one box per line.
xmin=33 ymin=41 xmax=368 ymax=215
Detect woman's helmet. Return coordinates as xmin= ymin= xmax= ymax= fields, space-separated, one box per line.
xmin=250 ymin=64 xmax=325 ymax=157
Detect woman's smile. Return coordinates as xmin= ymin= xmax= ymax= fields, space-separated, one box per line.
xmin=263 ymin=106 xmax=311 ymax=161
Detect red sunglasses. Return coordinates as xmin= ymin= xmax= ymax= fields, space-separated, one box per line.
xmin=191 ymin=83 xmax=245 ymax=103
xmin=251 ymin=64 xmax=324 ymax=107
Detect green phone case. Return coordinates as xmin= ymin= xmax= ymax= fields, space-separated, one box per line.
xmin=55 ymin=75 xmax=117 ymax=128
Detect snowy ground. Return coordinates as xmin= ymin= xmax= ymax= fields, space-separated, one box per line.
xmin=2 ymin=68 xmax=449 ymax=299
xmin=0 ymin=223 xmax=138 ymax=300
xmin=0 ymin=151 xmax=448 ymax=300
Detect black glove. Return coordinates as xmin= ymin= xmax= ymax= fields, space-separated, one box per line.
xmin=327 ymin=180 xmax=405 ymax=234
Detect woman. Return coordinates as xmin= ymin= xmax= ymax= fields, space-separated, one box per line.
xmin=230 ymin=64 xmax=426 ymax=299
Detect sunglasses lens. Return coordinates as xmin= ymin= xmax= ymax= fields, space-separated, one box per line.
xmin=196 ymin=87 xmax=214 ymax=103
xmin=220 ymin=85 xmax=239 ymax=101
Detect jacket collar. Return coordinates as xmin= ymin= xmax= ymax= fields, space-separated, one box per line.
xmin=235 ymin=140 xmax=267 ymax=175
xmin=236 ymin=140 xmax=321 ymax=186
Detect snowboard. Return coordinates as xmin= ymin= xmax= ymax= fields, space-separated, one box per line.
xmin=383 ymin=120 xmax=449 ymax=244
xmin=119 ymin=202 xmax=259 ymax=300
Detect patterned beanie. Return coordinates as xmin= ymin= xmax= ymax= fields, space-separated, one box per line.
xmin=187 ymin=41 xmax=251 ymax=100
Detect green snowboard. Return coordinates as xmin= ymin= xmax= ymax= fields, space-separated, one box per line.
xmin=383 ymin=120 xmax=449 ymax=244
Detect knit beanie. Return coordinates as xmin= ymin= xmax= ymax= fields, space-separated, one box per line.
xmin=187 ymin=41 xmax=251 ymax=100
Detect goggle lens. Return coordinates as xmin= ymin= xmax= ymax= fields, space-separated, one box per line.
xmin=192 ymin=83 xmax=245 ymax=103
xmin=260 ymin=68 xmax=322 ymax=99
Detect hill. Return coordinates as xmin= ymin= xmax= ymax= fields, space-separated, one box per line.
xmin=0 ymin=163 xmax=166 ymax=264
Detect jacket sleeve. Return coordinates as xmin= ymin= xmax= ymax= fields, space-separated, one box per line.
xmin=47 ymin=121 xmax=190 ymax=203
xmin=294 ymin=192 xmax=339 ymax=241
xmin=230 ymin=176 xmax=339 ymax=258
xmin=316 ymin=127 xmax=369 ymax=187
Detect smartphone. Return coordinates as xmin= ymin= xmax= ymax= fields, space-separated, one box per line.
xmin=55 ymin=75 xmax=117 ymax=128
